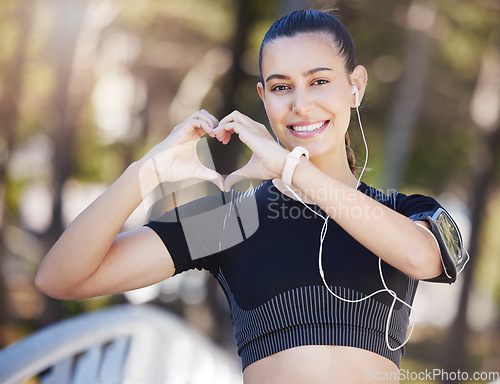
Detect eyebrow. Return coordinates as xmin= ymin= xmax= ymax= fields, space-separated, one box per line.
xmin=265 ymin=67 xmax=333 ymax=83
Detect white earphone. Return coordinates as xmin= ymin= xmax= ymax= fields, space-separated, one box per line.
xmin=353 ymin=85 xmax=360 ymax=107
xmin=352 ymin=85 xmax=367 ymax=190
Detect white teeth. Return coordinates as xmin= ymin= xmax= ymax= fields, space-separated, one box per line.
xmin=291 ymin=122 xmax=325 ymax=132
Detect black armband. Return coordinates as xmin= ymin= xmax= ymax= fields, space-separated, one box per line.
xmin=409 ymin=207 xmax=468 ymax=284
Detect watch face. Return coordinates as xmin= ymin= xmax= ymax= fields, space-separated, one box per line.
xmin=434 ymin=209 xmax=462 ymax=264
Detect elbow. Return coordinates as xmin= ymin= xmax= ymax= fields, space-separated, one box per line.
xmin=406 ymin=253 xmax=443 ymax=280
xmin=34 ymin=270 xmax=75 ymax=300
xmin=404 ymin=236 xmax=443 ymax=281
xmin=405 ymin=258 xmax=443 ymax=281
xmin=34 ymin=271 xmax=59 ymax=299
xmin=35 ymin=271 xmax=94 ymax=300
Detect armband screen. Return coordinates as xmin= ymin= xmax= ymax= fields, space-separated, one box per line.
xmin=409 ymin=207 xmax=468 ymax=283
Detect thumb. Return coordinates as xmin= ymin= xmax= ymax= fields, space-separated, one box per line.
xmin=224 ymin=153 xmax=266 ymax=191
xmin=224 ymin=168 xmax=251 ymax=192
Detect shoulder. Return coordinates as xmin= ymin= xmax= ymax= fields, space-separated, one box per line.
xmin=358 ymin=182 xmax=441 ymax=216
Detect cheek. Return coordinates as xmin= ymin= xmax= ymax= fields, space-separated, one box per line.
xmin=321 ymin=89 xmax=352 ymax=120
xmin=264 ymin=98 xmax=288 ymax=123
xmin=322 ymin=86 xmax=348 ymax=107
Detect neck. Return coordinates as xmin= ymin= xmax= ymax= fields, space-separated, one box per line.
xmin=309 ymin=146 xmax=359 ymax=189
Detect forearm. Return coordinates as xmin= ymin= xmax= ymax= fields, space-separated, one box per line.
xmin=291 ymin=159 xmax=442 ymax=279
xmin=35 ymin=161 xmax=151 ymax=291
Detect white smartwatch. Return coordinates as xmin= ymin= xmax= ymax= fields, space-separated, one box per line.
xmin=282 ymin=146 xmax=309 ymax=187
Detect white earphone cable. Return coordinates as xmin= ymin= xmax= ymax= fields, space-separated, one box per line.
xmin=355 ymin=99 xmax=369 ymax=190
xmin=282 ymin=100 xmax=414 ymax=352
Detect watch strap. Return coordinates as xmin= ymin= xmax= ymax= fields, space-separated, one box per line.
xmin=282 ymin=146 xmax=309 ymax=187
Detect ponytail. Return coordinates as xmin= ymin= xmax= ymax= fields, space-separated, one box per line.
xmin=345 ymin=132 xmax=360 ymax=175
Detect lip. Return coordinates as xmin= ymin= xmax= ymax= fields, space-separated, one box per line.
xmin=287 ymin=120 xmax=329 ymax=138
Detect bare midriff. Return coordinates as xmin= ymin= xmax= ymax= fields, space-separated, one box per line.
xmin=242 ymin=345 xmax=399 ymax=384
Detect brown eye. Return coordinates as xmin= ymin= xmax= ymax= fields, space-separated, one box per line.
xmin=312 ymin=79 xmax=329 ymax=86
xmin=271 ymin=85 xmax=290 ymax=92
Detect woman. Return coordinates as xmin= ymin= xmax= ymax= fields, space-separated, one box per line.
xmin=36 ymin=10 xmax=465 ymax=383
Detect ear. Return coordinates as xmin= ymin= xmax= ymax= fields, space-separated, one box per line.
xmin=257 ymin=82 xmax=265 ymax=102
xmin=349 ymin=65 xmax=368 ymax=108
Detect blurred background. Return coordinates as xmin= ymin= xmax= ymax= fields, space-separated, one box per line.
xmin=0 ymin=0 xmax=499 ymax=382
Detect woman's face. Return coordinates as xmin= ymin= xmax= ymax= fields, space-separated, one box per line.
xmin=258 ymin=32 xmax=362 ymax=159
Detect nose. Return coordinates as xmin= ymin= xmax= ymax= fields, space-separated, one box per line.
xmin=292 ymin=87 xmax=313 ymax=115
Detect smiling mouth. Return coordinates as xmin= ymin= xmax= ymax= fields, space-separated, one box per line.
xmin=288 ymin=120 xmax=329 ymax=132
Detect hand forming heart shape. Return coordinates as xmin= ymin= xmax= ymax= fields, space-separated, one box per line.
xmin=140 ymin=110 xmax=290 ymax=195
xmin=212 ymin=110 xmax=290 ymax=192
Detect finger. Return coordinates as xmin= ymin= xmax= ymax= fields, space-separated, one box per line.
xmin=213 ymin=123 xmax=235 ymax=143
xmin=186 ymin=110 xmax=219 ymax=138
xmin=224 ymin=170 xmax=250 ymax=192
xmin=219 ymin=111 xmax=254 ymax=128
xmin=199 ymin=109 xmax=219 ymax=127
xmin=218 ymin=110 xmax=246 ymax=126
xmin=220 ymin=110 xmax=258 ymax=127
xmin=215 ymin=121 xmax=242 ymax=135
xmin=223 ymin=157 xmax=258 ymax=191
xmin=215 ymin=120 xmax=252 ymax=146
xmin=217 ymin=118 xmax=265 ymax=139
xmin=190 ymin=110 xmax=218 ymax=134
xmin=218 ymin=111 xmax=236 ymax=126
xmin=197 ymin=120 xmax=216 ymax=138
xmin=218 ymin=131 xmax=232 ymax=145
xmin=190 ymin=109 xmax=216 ymax=124
xmin=209 ymin=173 xmax=225 ymax=192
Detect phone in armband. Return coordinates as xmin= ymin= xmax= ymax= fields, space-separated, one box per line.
xmin=410 ymin=207 xmax=469 ymax=283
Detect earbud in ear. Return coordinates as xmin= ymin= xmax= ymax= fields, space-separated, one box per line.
xmin=353 ymin=86 xmax=359 ymax=107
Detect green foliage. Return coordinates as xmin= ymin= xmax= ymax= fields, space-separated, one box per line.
xmin=476 ymin=192 xmax=500 ymax=304
xmin=0 ymin=19 xmax=19 ymax=64
xmin=120 ymin=0 xmax=235 ymax=43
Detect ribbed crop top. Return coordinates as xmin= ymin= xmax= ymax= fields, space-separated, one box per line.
xmin=145 ymin=180 xmax=451 ymax=371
